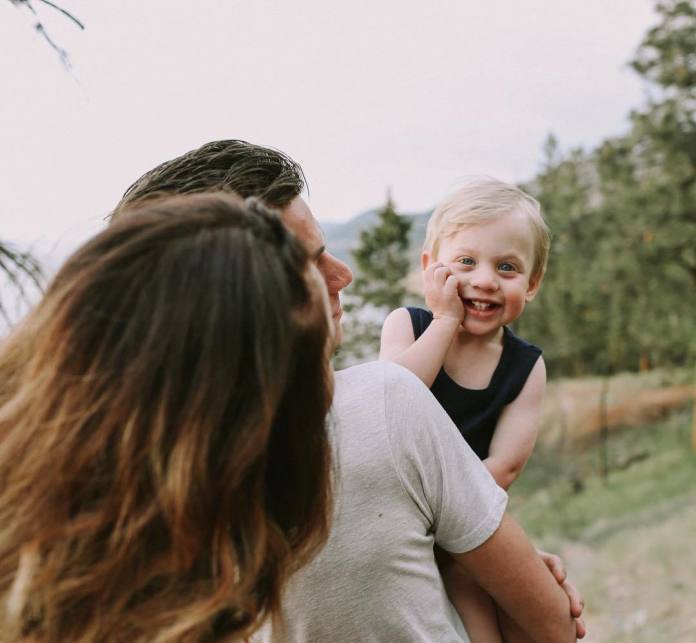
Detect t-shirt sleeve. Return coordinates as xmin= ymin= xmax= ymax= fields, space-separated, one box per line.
xmin=383 ymin=363 xmax=507 ymax=553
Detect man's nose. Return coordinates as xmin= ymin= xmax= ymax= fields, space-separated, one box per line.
xmin=322 ymin=253 xmax=353 ymax=294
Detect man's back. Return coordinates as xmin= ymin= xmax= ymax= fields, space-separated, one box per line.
xmin=264 ymin=361 xmax=507 ymax=642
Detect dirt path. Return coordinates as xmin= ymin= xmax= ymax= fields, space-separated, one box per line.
xmin=560 ymin=493 xmax=696 ymax=642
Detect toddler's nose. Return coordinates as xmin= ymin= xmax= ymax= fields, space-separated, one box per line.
xmin=469 ymin=269 xmax=499 ymax=292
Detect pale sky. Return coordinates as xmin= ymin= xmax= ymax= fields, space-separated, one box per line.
xmin=1 ymin=0 xmax=656 ymax=264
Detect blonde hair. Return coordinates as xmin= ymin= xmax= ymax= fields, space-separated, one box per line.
xmin=424 ymin=177 xmax=550 ymax=282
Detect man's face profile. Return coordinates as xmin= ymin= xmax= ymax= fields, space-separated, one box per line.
xmin=280 ymin=197 xmax=353 ymax=345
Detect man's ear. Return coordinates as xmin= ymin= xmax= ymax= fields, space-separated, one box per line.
xmin=525 ymin=273 xmax=543 ymax=302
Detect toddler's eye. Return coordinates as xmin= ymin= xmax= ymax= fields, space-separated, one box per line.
xmin=498 ymin=262 xmax=516 ymax=272
xmin=457 ymin=257 xmax=475 ymax=266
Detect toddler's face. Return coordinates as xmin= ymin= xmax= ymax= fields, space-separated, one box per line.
xmin=428 ymin=213 xmax=540 ymax=337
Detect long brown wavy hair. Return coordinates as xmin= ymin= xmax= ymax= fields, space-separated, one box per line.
xmin=0 ymin=193 xmax=334 ymax=642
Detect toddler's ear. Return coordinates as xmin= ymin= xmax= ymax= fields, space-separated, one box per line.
xmin=525 ymin=274 xmax=543 ymax=302
xmin=421 ymin=251 xmax=432 ymax=270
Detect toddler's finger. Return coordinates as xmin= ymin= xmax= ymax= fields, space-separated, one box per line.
xmin=443 ymin=275 xmax=460 ymax=297
xmin=423 ymin=262 xmax=443 ymax=286
xmin=433 ymin=266 xmax=451 ymax=285
xmin=424 ymin=262 xmax=443 ymax=276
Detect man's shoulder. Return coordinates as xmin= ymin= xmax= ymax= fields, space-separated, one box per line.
xmin=334 ymin=360 xmax=429 ymax=400
xmin=328 ymin=362 xmax=435 ymax=481
xmin=332 ymin=361 xmax=442 ymax=444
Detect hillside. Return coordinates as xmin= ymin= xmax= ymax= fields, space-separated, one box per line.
xmin=321 ymin=208 xmax=431 ymax=269
xmin=510 ymin=406 xmax=696 ymax=642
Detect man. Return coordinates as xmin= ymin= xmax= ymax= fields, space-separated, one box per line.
xmin=112 ymin=140 xmax=585 ymax=642
xmin=114 ymin=141 xmax=353 ymax=345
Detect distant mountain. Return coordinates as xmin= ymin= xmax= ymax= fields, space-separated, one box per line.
xmin=321 ymin=207 xmax=432 ymax=271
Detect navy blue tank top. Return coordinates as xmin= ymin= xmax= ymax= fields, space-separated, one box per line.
xmin=407 ymin=307 xmax=542 ymax=460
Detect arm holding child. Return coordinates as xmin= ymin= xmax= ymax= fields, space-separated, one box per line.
xmin=450 ymin=513 xmax=579 ymax=643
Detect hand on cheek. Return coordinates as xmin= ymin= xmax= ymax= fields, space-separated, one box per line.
xmin=423 ymin=262 xmax=465 ymax=324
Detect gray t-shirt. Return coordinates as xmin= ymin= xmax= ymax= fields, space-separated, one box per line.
xmin=261 ymin=361 xmax=507 ymax=642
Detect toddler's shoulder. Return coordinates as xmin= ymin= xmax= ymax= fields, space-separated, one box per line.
xmin=505 ymin=326 xmax=542 ymax=357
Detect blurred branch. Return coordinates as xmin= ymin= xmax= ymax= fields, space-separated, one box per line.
xmin=34 ymin=0 xmax=84 ymax=29
xmin=34 ymin=21 xmax=71 ymax=68
xmin=0 ymin=242 xmax=44 ymax=325
xmin=8 ymin=0 xmax=84 ymax=70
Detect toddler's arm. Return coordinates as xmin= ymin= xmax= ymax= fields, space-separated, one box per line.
xmin=379 ymin=262 xmax=464 ymax=388
xmin=483 ymin=356 xmax=545 ymax=490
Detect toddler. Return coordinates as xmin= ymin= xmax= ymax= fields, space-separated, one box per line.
xmin=380 ymin=177 xmax=549 ymax=642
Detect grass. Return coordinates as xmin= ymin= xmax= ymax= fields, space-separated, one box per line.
xmin=508 ymin=407 xmax=696 ymax=641
xmin=509 ymin=407 xmax=696 ymax=547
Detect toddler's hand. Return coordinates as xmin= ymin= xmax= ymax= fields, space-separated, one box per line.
xmin=423 ymin=262 xmax=465 ymax=323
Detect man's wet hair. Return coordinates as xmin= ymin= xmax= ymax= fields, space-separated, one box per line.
xmin=111 ymin=140 xmax=306 ymax=220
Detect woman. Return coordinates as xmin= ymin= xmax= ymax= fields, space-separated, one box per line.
xmin=0 ymin=193 xmax=334 ymax=642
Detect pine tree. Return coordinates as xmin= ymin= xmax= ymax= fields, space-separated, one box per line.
xmin=517 ymin=0 xmax=696 ymax=377
xmin=351 ymin=193 xmax=412 ymax=310
xmin=337 ymin=193 xmax=413 ymax=366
